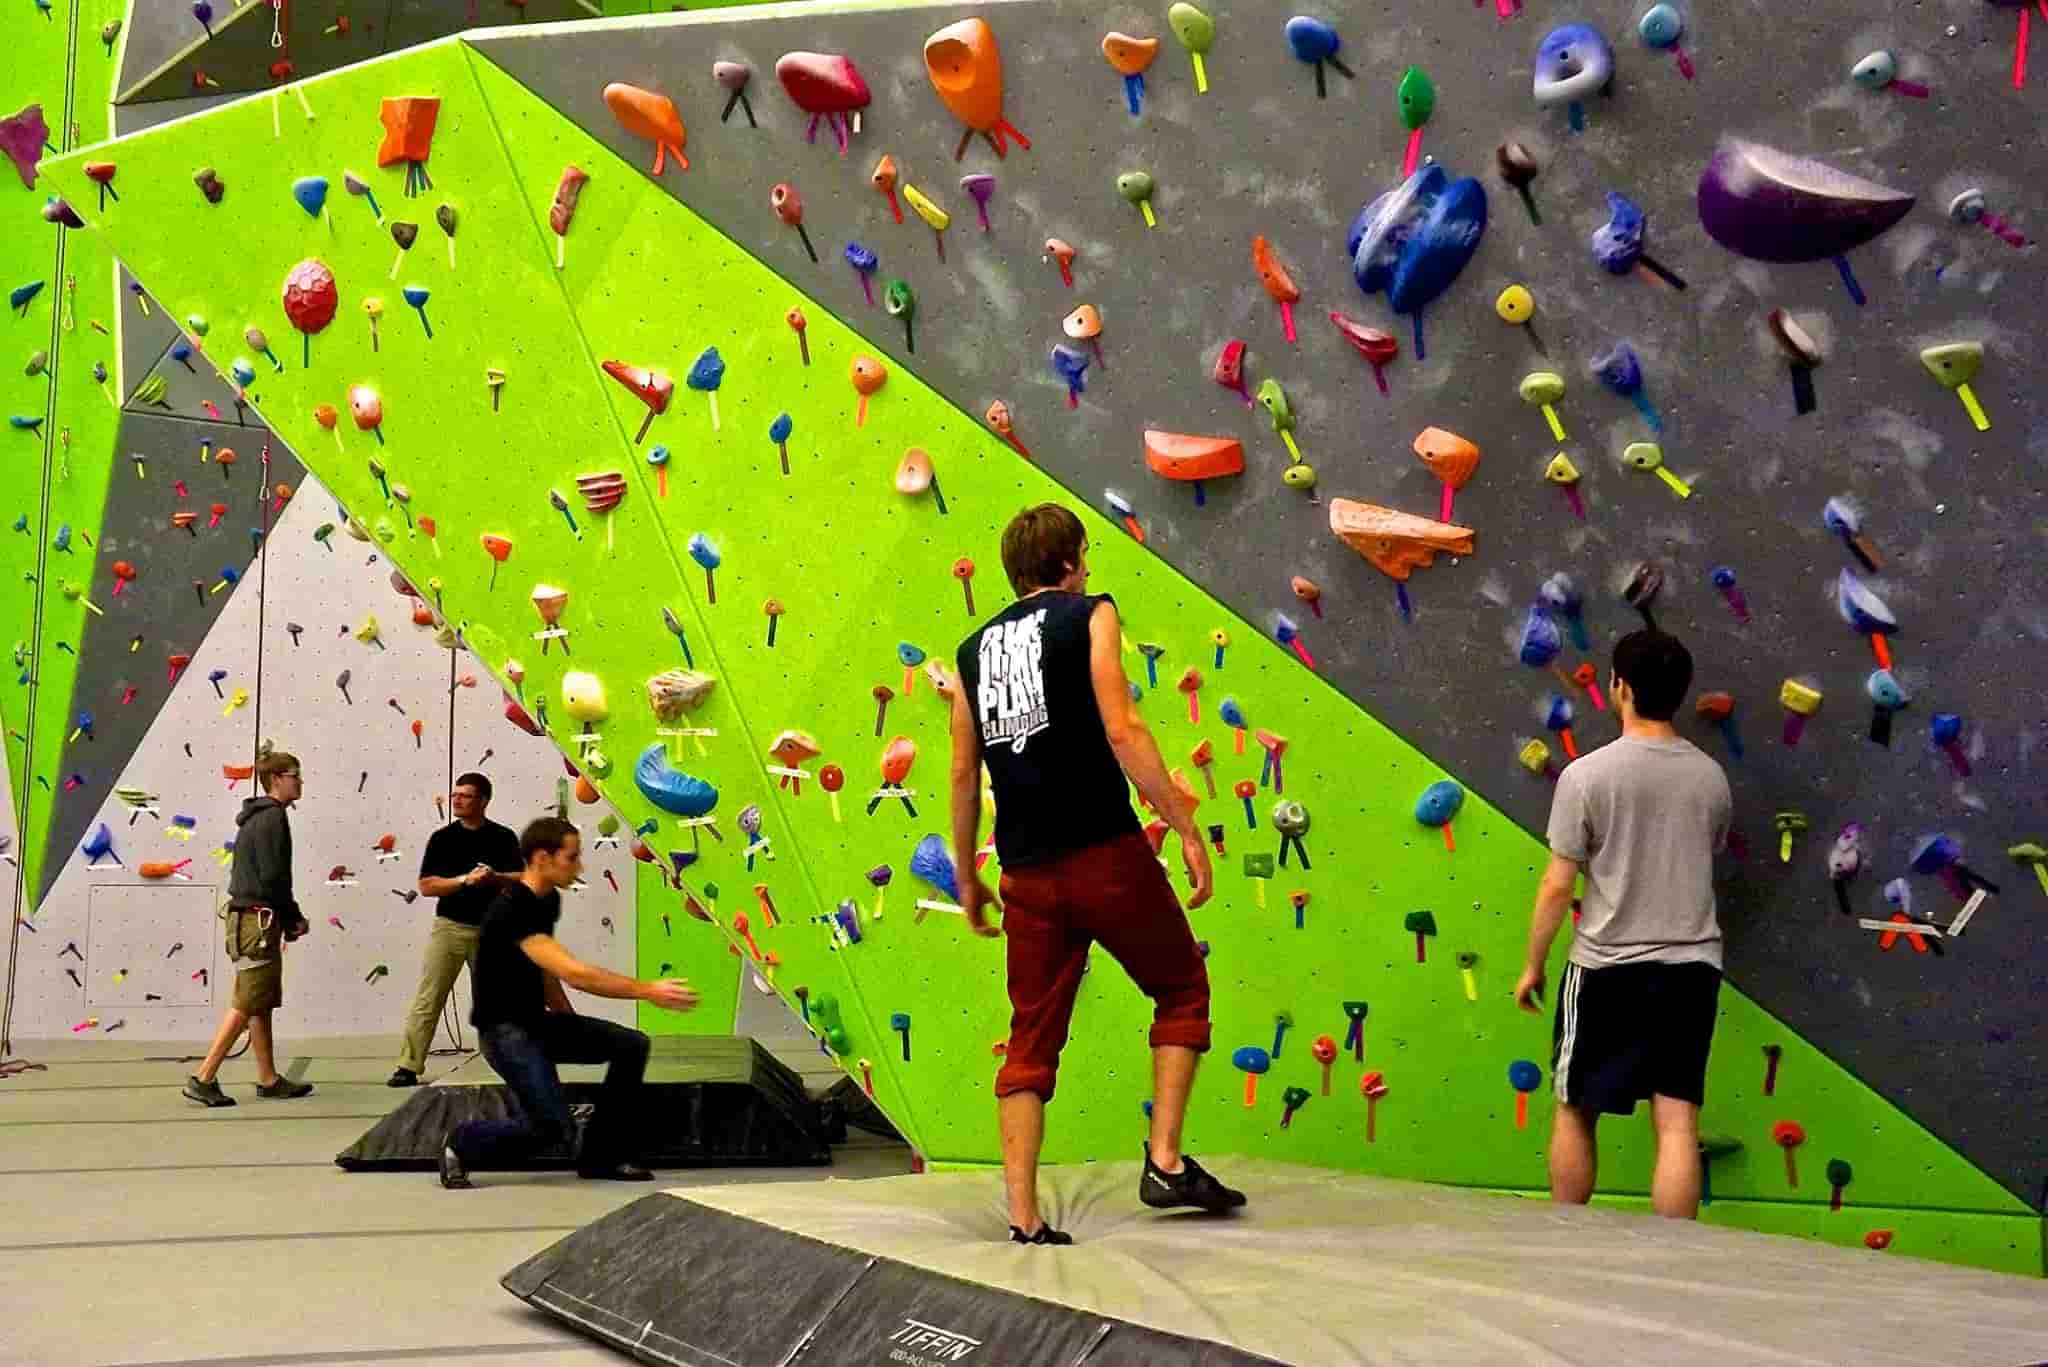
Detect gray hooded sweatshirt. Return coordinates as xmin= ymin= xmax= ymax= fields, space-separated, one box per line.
xmin=227 ymin=796 xmax=298 ymax=921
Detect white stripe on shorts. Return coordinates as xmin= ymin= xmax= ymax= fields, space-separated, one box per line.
xmin=1555 ymin=963 xmax=1582 ymax=1104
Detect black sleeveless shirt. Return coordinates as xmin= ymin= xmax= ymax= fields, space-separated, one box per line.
xmin=956 ymin=591 xmax=1139 ymax=867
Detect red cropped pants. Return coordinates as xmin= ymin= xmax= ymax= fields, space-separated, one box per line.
xmin=994 ymin=831 xmax=1212 ymax=1103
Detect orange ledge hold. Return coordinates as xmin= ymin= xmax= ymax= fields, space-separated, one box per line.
xmin=1144 ymin=431 xmax=1245 ymax=482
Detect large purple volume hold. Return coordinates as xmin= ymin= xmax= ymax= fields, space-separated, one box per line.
xmin=1696 ymin=139 xmax=1914 ymax=263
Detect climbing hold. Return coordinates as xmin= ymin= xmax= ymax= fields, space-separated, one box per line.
xmin=601 ymin=360 xmax=674 ymax=445
xmin=603 ymin=83 xmax=689 ymax=175
xmin=1919 ymin=343 xmax=1992 ymax=431
xmin=1412 ymin=428 xmax=1479 ymax=524
xmin=1414 ymin=781 xmax=1464 ymax=853
xmin=1143 ymin=431 xmax=1244 ymax=508
xmin=1533 ymin=23 xmax=1614 ymax=131
xmin=633 ymin=744 xmax=718 ymax=816
xmin=547 ymin=164 xmax=589 ymax=268
xmin=1116 ymin=170 xmax=1157 ymax=228
xmin=1329 ymin=500 xmax=1473 ymax=622
xmin=1168 ymin=3 xmax=1216 ymax=94
xmin=1347 ymin=164 xmax=1487 ymax=359
xmin=848 ymin=355 xmax=888 ymax=427
xmin=1287 ymin=17 xmax=1354 ymax=99
xmin=769 ymin=183 xmax=817 ymax=264
xmin=1639 ymin=4 xmax=1696 ymax=79
xmin=1102 ymin=32 xmax=1160 ymax=115
xmin=776 ymin=52 xmax=871 ymax=153
xmin=924 ymin=17 xmax=1031 ymax=159
xmin=1593 ymin=191 xmax=1687 ymax=289
xmin=280 ymin=259 xmax=336 ymax=365
xmin=715 ymin=61 xmax=757 ymax=126
xmin=1697 ymin=139 xmax=1913 ymax=305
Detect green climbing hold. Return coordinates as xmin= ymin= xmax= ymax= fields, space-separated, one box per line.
xmin=1397 ymin=67 xmax=1435 ymax=130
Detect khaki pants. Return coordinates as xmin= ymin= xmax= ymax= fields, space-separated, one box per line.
xmin=396 ymin=919 xmax=480 ymax=1073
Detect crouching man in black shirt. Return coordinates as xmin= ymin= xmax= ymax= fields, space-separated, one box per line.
xmin=440 ymin=817 xmax=699 ymax=1188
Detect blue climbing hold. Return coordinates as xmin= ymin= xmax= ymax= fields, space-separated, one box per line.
xmin=632 ymin=744 xmax=718 ymax=816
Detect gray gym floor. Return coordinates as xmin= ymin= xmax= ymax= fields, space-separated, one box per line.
xmin=0 ymin=1022 xmax=912 ymax=1367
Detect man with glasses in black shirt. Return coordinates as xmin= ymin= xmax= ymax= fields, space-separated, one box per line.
xmin=389 ymin=771 xmax=522 ymax=1087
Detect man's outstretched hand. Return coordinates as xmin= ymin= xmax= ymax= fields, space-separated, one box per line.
xmin=1513 ymin=965 xmax=1546 ymax=1014
xmin=1181 ymin=834 xmax=1213 ymax=909
xmin=960 ymin=876 xmax=1003 ymax=938
xmin=646 ymin=979 xmax=699 ymax=1012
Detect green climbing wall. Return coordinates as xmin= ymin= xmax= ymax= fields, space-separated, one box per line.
xmin=43 ymin=35 xmax=2038 ymax=1276
xmin=5 ymin=0 xmax=127 ymax=910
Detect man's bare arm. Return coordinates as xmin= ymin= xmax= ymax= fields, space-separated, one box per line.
xmin=521 ymin=935 xmax=653 ymax=1001
xmin=1087 ymin=603 xmax=1195 ymax=840
xmin=1515 ymin=853 xmax=1581 ymax=1010
xmin=948 ymin=685 xmax=984 ymax=882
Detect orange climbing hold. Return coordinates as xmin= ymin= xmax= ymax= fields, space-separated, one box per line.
xmin=1252 ymin=235 xmax=1301 ymax=341
xmin=1143 ymin=430 xmax=1245 ymax=483
xmin=602 ymin=83 xmax=688 ymax=175
xmin=924 ymin=18 xmax=1031 ymax=159
xmin=1101 ymin=32 xmax=1160 ymax=75
xmin=1412 ymin=426 xmax=1479 ymax=490
xmin=1328 ymin=499 xmax=1475 ymax=581
xmin=375 ymin=97 xmax=440 ymax=169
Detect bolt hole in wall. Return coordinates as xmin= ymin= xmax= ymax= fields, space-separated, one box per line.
xmin=26 ymin=0 xmax=2047 ymax=1274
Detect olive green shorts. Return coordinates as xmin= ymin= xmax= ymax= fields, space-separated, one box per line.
xmin=225 ymin=909 xmax=283 ymax=1013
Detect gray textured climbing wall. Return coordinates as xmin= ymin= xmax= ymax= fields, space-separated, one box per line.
xmin=468 ymin=0 xmax=2046 ymax=1203
xmin=33 ymin=409 xmax=303 ymax=904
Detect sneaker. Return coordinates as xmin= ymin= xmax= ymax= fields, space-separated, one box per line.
xmin=1139 ymin=1147 xmax=1245 ymax=1212
xmin=182 ymin=1075 xmax=236 ymax=1108
xmin=1009 ymin=1223 xmax=1074 ymax=1246
xmin=439 ymin=1144 xmax=473 ymax=1190
xmin=254 ymin=1076 xmax=314 ymax=1099
xmin=387 ymin=1068 xmax=420 ymax=1088
xmin=577 ymin=1161 xmax=653 ymax=1182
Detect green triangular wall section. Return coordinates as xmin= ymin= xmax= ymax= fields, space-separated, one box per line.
xmin=4 ymin=0 xmax=126 ymax=920
xmin=41 ymin=35 xmax=2037 ymax=1276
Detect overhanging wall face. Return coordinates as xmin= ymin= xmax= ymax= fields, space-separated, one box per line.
xmin=42 ymin=7 xmax=2040 ymax=1276
xmin=467 ymin=0 xmax=2048 ymax=1210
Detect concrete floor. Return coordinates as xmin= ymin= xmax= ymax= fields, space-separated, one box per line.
xmin=0 ymin=1033 xmax=913 ymax=1367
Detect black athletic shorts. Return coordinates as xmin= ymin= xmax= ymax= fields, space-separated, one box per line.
xmin=1551 ymin=960 xmax=1721 ymax=1115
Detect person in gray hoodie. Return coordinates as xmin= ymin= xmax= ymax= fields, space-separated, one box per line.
xmin=183 ymin=752 xmax=316 ymax=1106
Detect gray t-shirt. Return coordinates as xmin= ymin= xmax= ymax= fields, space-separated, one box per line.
xmin=1545 ymin=734 xmax=1731 ymax=969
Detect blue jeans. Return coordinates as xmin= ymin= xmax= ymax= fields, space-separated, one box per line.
xmin=450 ymin=1014 xmax=650 ymax=1170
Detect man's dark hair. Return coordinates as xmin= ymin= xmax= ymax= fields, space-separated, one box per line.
xmin=1000 ymin=503 xmax=1086 ymax=595
xmin=519 ymin=816 xmax=579 ymax=863
xmin=1612 ymin=629 xmax=1693 ymax=721
xmin=454 ymin=771 xmax=492 ymax=801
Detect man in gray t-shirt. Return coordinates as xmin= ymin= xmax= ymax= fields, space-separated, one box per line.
xmin=1515 ymin=630 xmax=1731 ymax=1220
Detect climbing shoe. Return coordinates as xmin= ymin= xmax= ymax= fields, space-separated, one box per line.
xmin=1139 ymin=1147 xmax=1245 ymax=1212
xmin=1009 ymin=1223 xmax=1074 ymax=1245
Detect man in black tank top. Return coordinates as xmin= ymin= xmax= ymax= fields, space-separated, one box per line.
xmin=953 ymin=504 xmax=1245 ymax=1244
